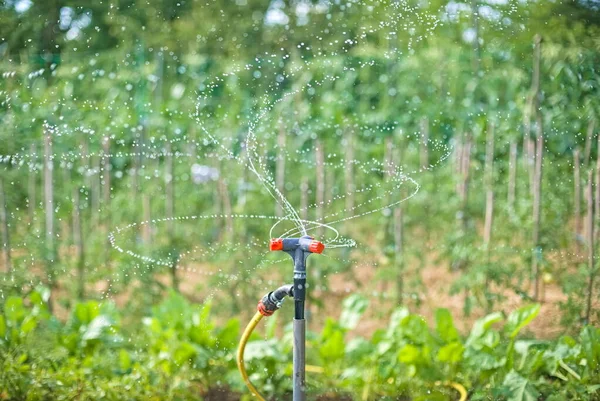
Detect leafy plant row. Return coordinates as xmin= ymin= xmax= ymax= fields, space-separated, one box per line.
xmin=1 ymin=291 xmax=599 ymax=401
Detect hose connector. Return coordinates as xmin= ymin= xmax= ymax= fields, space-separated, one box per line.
xmin=257 ymin=284 xmax=294 ymax=316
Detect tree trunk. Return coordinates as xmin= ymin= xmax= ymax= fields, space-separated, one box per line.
xmin=0 ymin=176 xmax=11 ymax=273
xmin=574 ymin=148 xmax=582 ymax=253
xmin=72 ymin=187 xmax=85 ymax=300
xmin=508 ymin=141 xmax=517 ymax=212
xmin=585 ymin=170 xmax=595 ymax=323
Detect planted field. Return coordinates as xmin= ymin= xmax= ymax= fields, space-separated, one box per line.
xmin=1 ymin=1 xmax=600 ymax=400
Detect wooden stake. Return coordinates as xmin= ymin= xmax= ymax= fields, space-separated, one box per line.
xmin=300 ymin=176 xmax=308 ymax=222
xmin=43 ymin=126 xmax=56 ymax=311
xmin=574 ymin=148 xmax=582 ymax=252
xmin=595 ymin=135 xmax=600 ymax=243
xmin=142 ymin=194 xmax=151 ymax=245
xmin=508 ymin=141 xmax=517 ymax=212
xmin=483 ymin=123 xmax=495 ymax=246
xmin=165 ymin=143 xmax=174 ymax=235
xmin=315 ymin=139 xmax=325 ymax=237
xmin=420 ymin=118 xmax=429 ymax=170
xmin=585 ymin=169 xmax=595 ymax=323
xmin=394 ymin=144 xmax=404 ymax=304
xmin=28 ymin=143 xmax=36 ymax=222
xmin=344 ymin=128 xmax=355 ymax=215
xmin=584 ymin=119 xmax=595 ymax=169
xmin=0 ymin=176 xmax=11 ymax=273
xmin=72 ymin=187 xmax=85 ymax=300
xmin=532 ymin=114 xmax=544 ymax=300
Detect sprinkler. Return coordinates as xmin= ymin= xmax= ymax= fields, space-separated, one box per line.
xmin=237 ymin=235 xmax=324 ymax=401
xmin=236 ymin=235 xmax=467 ymax=401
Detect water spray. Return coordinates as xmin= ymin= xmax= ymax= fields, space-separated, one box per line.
xmin=237 ymin=235 xmax=324 ymax=401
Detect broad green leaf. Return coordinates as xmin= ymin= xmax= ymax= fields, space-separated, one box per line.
xmin=0 ymin=314 xmax=5 ymax=338
xmin=435 ymin=308 xmax=459 ymax=343
xmin=580 ymin=326 xmax=599 ymax=371
xmin=437 ymin=342 xmax=464 ymax=363
xmin=502 ymin=370 xmax=539 ymax=401
xmin=20 ymin=315 xmax=37 ymax=335
xmin=173 ymin=342 xmax=196 ymax=365
xmin=387 ymin=306 xmax=410 ymax=337
xmin=467 ymin=312 xmax=503 ymax=347
xmin=119 ymin=349 xmax=131 ymax=371
xmin=398 ymin=344 xmax=421 ymax=364
xmin=82 ymin=315 xmax=112 ymax=341
xmin=320 ymin=319 xmax=345 ymax=361
xmin=339 ymin=294 xmax=368 ymax=330
xmin=400 ymin=315 xmax=430 ymax=345
xmin=215 ymin=318 xmax=239 ymax=349
xmin=505 ymin=304 xmax=541 ymax=339
xmin=5 ymin=297 xmax=25 ymax=323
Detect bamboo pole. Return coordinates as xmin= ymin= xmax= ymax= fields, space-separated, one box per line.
xmin=0 ymin=176 xmax=11 ymax=273
xmin=508 ymin=141 xmax=517 ymax=212
xmin=532 ymin=114 xmax=544 ymax=300
xmin=276 ymin=124 xmax=286 ymax=218
xmin=574 ymin=148 xmax=582 ymax=253
xmin=585 ymin=169 xmax=595 ymax=323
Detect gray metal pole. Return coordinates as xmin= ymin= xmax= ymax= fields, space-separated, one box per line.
xmin=293 ymin=318 xmax=306 ymax=401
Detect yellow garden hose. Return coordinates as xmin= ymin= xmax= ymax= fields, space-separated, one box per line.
xmin=436 ymin=380 xmax=468 ymax=401
xmin=237 ymin=311 xmax=267 ymax=401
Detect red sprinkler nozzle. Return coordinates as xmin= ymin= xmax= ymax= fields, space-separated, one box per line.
xmin=270 ymin=238 xmax=284 ymax=251
xmin=308 ymin=240 xmax=325 ymax=254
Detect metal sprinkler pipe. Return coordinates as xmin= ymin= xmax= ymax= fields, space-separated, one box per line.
xmin=269 ymin=235 xmax=325 ymax=401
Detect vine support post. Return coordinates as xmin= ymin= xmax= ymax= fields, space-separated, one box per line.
xmin=574 ymin=148 xmax=582 ymax=255
xmin=508 ymin=141 xmax=517 ymax=213
xmin=72 ymin=187 xmax=85 ymax=300
xmin=0 ymin=176 xmax=11 ymax=274
xmin=315 ymin=139 xmax=325 ymax=238
xmin=585 ymin=169 xmax=595 ymax=323
xmin=43 ymin=125 xmax=56 ymax=311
